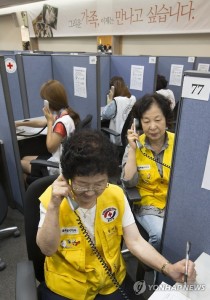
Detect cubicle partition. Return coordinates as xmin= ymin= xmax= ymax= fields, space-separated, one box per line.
xmin=16 ymin=53 xmax=53 ymax=118
xmin=110 ymin=55 xmax=157 ymax=100
xmin=194 ymin=57 xmax=210 ymax=72
xmin=157 ymin=56 xmax=195 ymax=102
xmin=0 ymin=56 xmax=25 ymax=211
xmin=98 ymin=55 xmax=111 ymax=107
xmin=52 ymin=54 xmax=99 ymax=129
xmin=4 ymin=54 xmax=25 ymax=120
xmin=158 ymin=71 xmax=210 ymax=285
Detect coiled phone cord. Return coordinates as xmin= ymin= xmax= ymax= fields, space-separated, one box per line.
xmin=140 ymin=148 xmax=171 ymax=169
xmin=74 ymin=211 xmax=131 ymax=300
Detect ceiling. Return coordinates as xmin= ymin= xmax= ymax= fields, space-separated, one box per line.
xmin=0 ymin=0 xmax=46 ymax=9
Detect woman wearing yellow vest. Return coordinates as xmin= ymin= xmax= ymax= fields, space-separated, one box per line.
xmin=122 ymin=93 xmax=175 ymax=251
xmin=36 ymin=129 xmax=195 ymax=300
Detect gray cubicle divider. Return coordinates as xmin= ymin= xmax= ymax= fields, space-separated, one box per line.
xmin=110 ymin=55 xmax=157 ymax=100
xmin=194 ymin=57 xmax=210 ymax=72
xmin=16 ymin=53 xmax=53 ymax=118
xmin=0 ymin=56 xmax=25 ymax=211
xmin=52 ymin=54 xmax=99 ymax=129
xmin=157 ymin=56 xmax=195 ymax=103
xmin=4 ymin=54 xmax=25 ymax=120
xmin=158 ymin=71 xmax=210 ymax=285
xmin=98 ymin=55 xmax=111 ymax=107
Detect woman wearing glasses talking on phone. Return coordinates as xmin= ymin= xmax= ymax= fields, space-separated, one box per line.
xmin=36 ymin=129 xmax=196 ymax=300
xmin=121 ymin=93 xmax=175 ymax=252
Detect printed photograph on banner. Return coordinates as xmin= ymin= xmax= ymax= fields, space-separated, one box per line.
xmin=32 ymin=4 xmax=58 ymax=37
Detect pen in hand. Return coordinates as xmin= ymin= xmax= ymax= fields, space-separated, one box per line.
xmin=184 ymin=241 xmax=191 ymax=286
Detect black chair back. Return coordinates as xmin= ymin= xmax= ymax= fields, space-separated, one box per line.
xmin=23 ymin=175 xmax=58 ymax=282
xmin=76 ymin=114 xmax=93 ymax=131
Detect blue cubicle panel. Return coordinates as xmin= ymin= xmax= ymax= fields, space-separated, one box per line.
xmin=0 ymin=56 xmax=25 ymax=211
xmin=0 ymin=50 xmax=14 ymax=54
xmin=98 ymin=55 xmax=111 ymax=107
xmin=110 ymin=55 xmax=157 ymax=100
xmin=157 ymin=56 xmax=195 ymax=102
xmin=16 ymin=54 xmax=53 ymax=118
xmin=158 ymin=71 xmax=210 ymax=285
xmin=52 ymin=54 xmax=98 ymax=129
xmin=4 ymin=54 xmax=25 ymax=120
xmin=194 ymin=57 xmax=210 ymax=72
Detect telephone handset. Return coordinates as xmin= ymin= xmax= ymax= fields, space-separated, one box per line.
xmin=44 ymin=99 xmax=49 ymax=109
xmin=133 ymin=118 xmax=142 ymax=149
xmin=133 ymin=118 xmax=171 ymax=169
xmin=59 ymin=165 xmax=79 ymax=211
xmin=67 ymin=194 xmax=79 ymax=211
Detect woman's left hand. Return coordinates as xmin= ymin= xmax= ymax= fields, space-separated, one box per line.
xmin=166 ymin=259 xmax=196 ymax=284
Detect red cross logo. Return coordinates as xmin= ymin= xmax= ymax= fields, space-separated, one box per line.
xmin=5 ymin=58 xmax=17 ymax=73
xmin=7 ymin=62 xmax=13 ymax=69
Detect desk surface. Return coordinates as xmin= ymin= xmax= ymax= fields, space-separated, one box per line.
xmin=16 ymin=116 xmax=47 ymax=141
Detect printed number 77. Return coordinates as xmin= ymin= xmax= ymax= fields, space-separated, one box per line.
xmin=191 ymin=84 xmax=204 ymax=94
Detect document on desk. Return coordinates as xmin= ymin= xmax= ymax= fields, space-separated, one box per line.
xmin=149 ymin=253 xmax=210 ymax=300
xmin=174 ymin=252 xmax=210 ymax=300
xmin=148 ymin=282 xmax=191 ymax=300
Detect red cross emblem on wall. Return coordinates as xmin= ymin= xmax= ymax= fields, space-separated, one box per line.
xmin=4 ymin=58 xmax=17 ymax=74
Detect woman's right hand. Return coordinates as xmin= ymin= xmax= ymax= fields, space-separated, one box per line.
xmin=50 ymin=174 xmax=71 ymax=208
xmin=127 ymin=124 xmax=139 ymax=150
xmin=43 ymin=106 xmax=54 ymax=124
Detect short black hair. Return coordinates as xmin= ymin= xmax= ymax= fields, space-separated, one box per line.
xmin=156 ymin=74 xmax=168 ymax=90
xmin=61 ymin=129 xmax=120 ymax=180
xmin=132 ymin=93 xmax=174 ymax=130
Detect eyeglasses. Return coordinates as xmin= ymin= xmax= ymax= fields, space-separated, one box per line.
xmin=71 ymin=182 xmax=109 ymax=193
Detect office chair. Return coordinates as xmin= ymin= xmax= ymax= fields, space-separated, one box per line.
xmin=0 ymin=141 xmax=20 ymax=271
xmin=16 ymin=175 xmax=58 ymax=300
xmin=26 ymin=114 xmax=93 ymax=185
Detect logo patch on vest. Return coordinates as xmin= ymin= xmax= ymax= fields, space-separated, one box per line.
xmin=61 ymin=226 xmax=79 ymax=235
xmin=138 ymin=164 xmax=151 ymax=170
xmin=60 ymin=238 xmax=80 ymax=249
xmin=101 ymin=207 xmax=118 ymax=223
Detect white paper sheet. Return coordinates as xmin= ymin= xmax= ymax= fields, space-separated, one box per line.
xmin=201 ymin=145 xmax=210 ymax=190
xmin=148 ymin=282 xmax=191 ymax=300
xmin=130 ymin=65 xmax=144 ymax=91
xmin=169 ymin=64 xmax=183 ymax=86
xmin=73 ymin=66 xmax=87 ymax=98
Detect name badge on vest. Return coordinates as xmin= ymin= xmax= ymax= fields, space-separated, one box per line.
xmin=138 ymin=165 xmax=151 ymax=171
xmin=61 ymin=227 xmax=79 ymax=235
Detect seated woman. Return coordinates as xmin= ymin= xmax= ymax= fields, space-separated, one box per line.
xmin=36 ymin=129 xmax=195 ymax=300
xmin=121 ymin=93 xmax=174 ymax=251
xmin=156 ymin=74 xmax=176 ymax=110
xmin=15 ymin=80 xmax=80 ymax=181
xmin=101 ymin=76 xmax=136 ymax=146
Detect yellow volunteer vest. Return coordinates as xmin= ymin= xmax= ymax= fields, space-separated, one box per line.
xmin=39 ymin=184 xmax=126 ymax=300
xmin=135 ymin=131 xmax=174 ymax=209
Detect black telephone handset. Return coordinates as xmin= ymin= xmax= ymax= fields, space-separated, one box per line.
xmin=133 ymin=118 xmax=143 ymax=149
xmin=59 ymin=166 xmax=79 ymax=211
xmin=67 ymin=195 xmax=79 ymax=211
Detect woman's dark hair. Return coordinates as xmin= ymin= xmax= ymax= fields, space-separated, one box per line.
xmin=61 ymin=129 xmax=120 ymax=179
xmin=132 ymin=93 xmax=174 ymax=130
xmin=156 ymin=74 xmax=168 ymax=91
xmin=110 ymin=76 xmax=131 ymax=98
xmin=40 ymin=80 xmax=80 ymax=126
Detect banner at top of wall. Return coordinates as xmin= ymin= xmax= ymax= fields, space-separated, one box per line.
xmin=27 ymin=0 xmax=210 ymax=38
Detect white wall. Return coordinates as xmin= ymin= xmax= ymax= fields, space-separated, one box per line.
xmin=0 ymin=14 xmax=22 ymax=50
xmin=38 ymin=36 xmax=97 ymax=52
xmin=1 ymin=13 xmax=210 ymax=57
xmin=122 ymin=34 xmax=210 ymax=56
